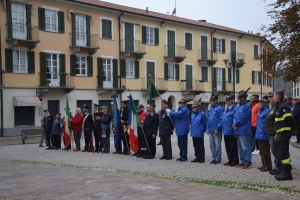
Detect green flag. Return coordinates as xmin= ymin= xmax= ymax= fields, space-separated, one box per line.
xmin=149 ymin=82 xmax=159 ymax=106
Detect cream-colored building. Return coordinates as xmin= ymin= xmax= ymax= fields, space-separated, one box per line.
xmin=0 ymin=0 xmax=273 ymax=136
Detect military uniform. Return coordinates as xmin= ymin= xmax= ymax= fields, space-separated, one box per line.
xmin=144 ymin=111 xmax=159 ymax=159
xmin=120 ymin=101 xmax=130 ymax=155
xmin=82 ymin=106 xmax=94 ymax=152
xmin=93 ymin=104 xmax=103 ymax=152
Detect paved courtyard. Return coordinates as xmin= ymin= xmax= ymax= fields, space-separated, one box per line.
xmin=0 ymin=135 xmax=300 ymax=199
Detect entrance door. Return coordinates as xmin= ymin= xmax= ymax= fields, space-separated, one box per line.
xmin=124 ymin=23 xmax=134 ymax=51
xmin=167 ymin=30 xmax=175 ymax=56
xmin=48 ymin=100 xmax=60 ymax=116
xmin=46 ymin=54 xmax=60 ymax=87
xmin=77 ymin=100 xmax=92 ymax=113
xmin=75 ymin=15 xmax=86 ymax=46
xmin=103 ymin=59 xmax=113 ymax=88
xmin=201 ymin=35 xmax=208 ymax=59
xmin=185 ymin=65 xmax=193 ymax=90
xmin=146 ymin=62 xmax=155 ymax=88
xmin=216 ymin=68 xmax=223 ymax=91
xmin=11 ymin=2 xmax=26 ymax=39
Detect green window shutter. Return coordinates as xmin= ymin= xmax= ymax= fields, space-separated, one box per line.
xmin=102 ymin=19 xmax=112 ymax=39
xmin=97 ymin=58 xmax=103 ymax=88
xmin=252 ymin=71 xmax=255 ymax=84
xmin=164 ymin=63 xmax=168 ymax=80
xmin=26 ymin=4 xmax=32 ymax=40
xmin=185 ymin=33 xmax=192 ymax=50
xmin=86 ymin=16 xmax=91 ymax=47
xmin=27 ymin=51 xmax=35 ymax=74
xmin=213 ymin=68 xmax=217 ymax=90
xmin=236 ymin=69 xmax=240 ymax=83
xmin=201 ymin=67 xmax=208 ymax=82
xmin=107 ymin=20 xmax=112 ymax=39
xmin=134 ymin=61 xmax=139 ymax=79
xmin=142 ymin=26 xmax=146 ymax=44
xmin=230 ymin=40 xmax=236 ymax=53
xmin=40 ymin=52 xmax=47 ymax=80
xmin=101 ymin=19 xmax=106 ymax=38
xmin=87 ymin=56 xmax=93 ymax=77
xmin=175 ymin=64 xmax=179 ymax=81
xmin=58 ymin=11 xmax=65 ymax=33
xmin=222 ymin=68 xmax=226 ymax=90
xmin=228 ymin=68 xmax=232 ymax=83
xmin=222 ymin=39 xmax=225 ymax=54
xmin=154 ymin=28 xmax=159 ymax=45
xmin=213 ymin=37 xmax=216 ymax=53
xmin=7 ymin=1 xmax=12 ymax=38
xmin=120 ymin=59 xmax=126 ymax=78
xmin=38 ymin=8 xmax=45 ymax=31
xmin=254 ymin=45 xmax=258 ymax=59
xmin=70 ymin=55 xmax=77 ymax=76
xmin=5 ymin=49 xmax=13 ymax=73
xmin=71 ymin=14 xmax=76 ymax=46
xmin=113 ymin=59 xmax=118 ymax=88
xmin=59 ymin=54 xmax=66 ymax=87
xmin=258 ymin=71 xmax=262 ymax=84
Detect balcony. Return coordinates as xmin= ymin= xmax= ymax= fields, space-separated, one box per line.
xmin=120 ymin=39 xmax=146 ymax=61
xmin=39 ymin=72 xmax=74 ymax=93
xmin=97 ymin=75 xmax=126 ymax=95
xmin=198 ymin=49 xmax=218 ymax=66
xmin=180 ymin=79 xmax=205 ymax=95
xmin=6 ymin=23 xmax=40 ymax=50
xmin=70 ymin=32 xmax=99 ymax=55
xmin=141 ymin=77 xmax=168 ymax=96
xmin=224 ymin=53 xmax=246 ymax=68
xmin=164 ymin=45 xmax=186 ymax=63
xmin=212 ymin=81 xmax=233 ymax=94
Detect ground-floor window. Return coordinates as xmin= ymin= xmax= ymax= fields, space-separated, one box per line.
xmin=15 ymin=106 xmax=34 ymax=127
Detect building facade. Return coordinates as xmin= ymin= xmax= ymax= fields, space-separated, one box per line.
xmin=0 ymin=0 xmax=273 ymax=136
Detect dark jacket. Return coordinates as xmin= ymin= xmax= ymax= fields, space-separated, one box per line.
xmin=159 ymin=109 xmax=174 ymax=136
xmin=121 ymin=106 xmax=129 ymax=125
xmin=83 ymin=113 xmax=94 ymax=131
xmin=101 ymin=112 xmax=112 ymax=131
xmin=292 ymin=102 xmax=300 ymax=126
xmin=52 ymin=117 xmax=64 ymax=135
xmin=44 ymin=115 xmax=54 ymax=131
xmin=144 ymin=112 xmax=159 ymax=136
xmin=275 ymin=101 xmax=296 ymax=141
xmin=265 ymin=105 xmax=276 ymax=135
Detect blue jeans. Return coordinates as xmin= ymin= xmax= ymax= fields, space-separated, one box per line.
xmin=237 ymin=135 xmax=252 ymax=165
xmin=209 ymin=132 xmax=222 ymax=162
xmin=177 ymin=135 xmax=188 ymax=160
xmin=102 ymin=129 xmax=110 ymax=152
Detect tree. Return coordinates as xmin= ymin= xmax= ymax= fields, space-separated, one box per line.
xmin=261 ymin=0 xmax=300 ymax=82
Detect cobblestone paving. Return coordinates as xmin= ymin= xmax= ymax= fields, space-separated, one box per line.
xmin=0 ymin=160 xmax=299 ymax=200
xmin=0 ymin=136 xmax=299 ymax=194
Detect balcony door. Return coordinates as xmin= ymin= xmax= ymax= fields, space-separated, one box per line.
xmin=11 ymin=2 xmax=27 ymax=39
xmin=185 ymin=65 xmax=193 ymax=90
xmin=167 ymin=30 xmax=175 ymax=56
xmin=146 ymin=62 xmax=155 ymax=89
xmin=124 ymin=23 xmax=134 ymax=51
xmin=216 ymin=68 xmax=223 ymax=91
xmin=75 ymin=15 xmax=86 ymax=46
xmin=46 ymin=54 xmax=60 ymax=87
xmin=230 ymin=40 xmax=237 ymax=60
xmin=103 ymin=59 xmax=113 ymax=88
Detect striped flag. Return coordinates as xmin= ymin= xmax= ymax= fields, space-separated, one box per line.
xmin=63 ymin=96 xmax=71 ymax=147
xmin=128 ymin=94 xmax=140 ymax=153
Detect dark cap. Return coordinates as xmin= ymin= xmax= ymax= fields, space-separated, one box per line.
xmin=178 ymin=99 xmax=187 ymax=104
xmin=288 ymin=97 xmax=293 ymax=100
xmin=100 ymin=106 xmax=108 ymax=110
xmin=121 ymin=100 xmax=128 ymax=105
xmin=136 ymin=104 xmax=144 ymax=109
xmin=161 ymin=100 xmax=168 ymax=105
xmin=238 ymin=87 xmax=251 ymax=98
xmin=268 ymin=92 xmax=274 ymax=97
xmin=44 ymin=109 xmax=48 ymax=112
xmin=225 ymin=94 xmax=234 ymax=100
xmin=258 ymin=96 xmax=270 ymax=103
xmin=93 ymin=103 xmax=99 ymax=107
xmin=210 ymin=94 xmax=218 ymax=101
xmin=56 ymin=112 xmax=61 ymax=115
xmin=83 ymin=105 xmax=89 ymax=110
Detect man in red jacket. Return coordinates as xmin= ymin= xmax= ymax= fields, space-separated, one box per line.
xmin=70 ymin=108 xmax=84 ymax=151
xmin=251 ymin=94 xmax=260 ymax=155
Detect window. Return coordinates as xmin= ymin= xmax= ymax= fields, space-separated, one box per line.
xmin=230 ymin=68 xmax=237 ymax=83
xmin=75 ymin=15 xmax=87 ymax=46
xmin=201 ymin=66 xmax=208 ymax=82
xmin=254 ymin=44 xmax=259 ymax=59
xmin=146 ymin=27 xmax=154 ymax=44
xmin=253 ymin=71 xmax=259 ymax=84
xmin=13 ymin=50 xmax=27 ymax=73
xmin=46 ymin=54 xmax=59 ymax=86
xmin=126 ymin=60 xmax=135 ymax=78
xmin=15 ymin=106 xmax=34 ymax=126
xmin=45 ymin=9 xmax=58 ymax=32
xmin=185 ymin=32 xmax=192 ymax=50
xmin=76 ymin=56 xmax=87 ymax=76
xmin=216 ymin=38 xmax=222 ymax=53
xmin=102 ymin=58 xmax=112 ymax=82
xmin=11 ymin=2 xmax=26 ymax=39
xmin=101 ymin=18 xmax=112 ymax=39
xmin=168 ymin=64 xmax=175 ymax=80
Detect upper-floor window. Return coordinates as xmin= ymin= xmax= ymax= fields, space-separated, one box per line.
xmin=201 ymin=66 xmax=208 ymax=82
xmin=101 ymin=18 xmax=113 ymax=39
xmin=11 ymin=2 xmax=27 ymax=39
xmin=146 ymin=27 xmax=154 ymax=45
xmin=126 ymin=60 xmax=135 ymax=78
xmin=168 ymin=64 xmax=175 ymax=80
xmin=216 ymin=38 xmax=222 ymax=53
xmin=142 ymin=26 xmax=159 ymax=45
xmin=254 ymin=44 xmax=259 ymax=59
xmin=252 ymin=71 xmax=261 ymax=85
xmin=13 ymin=50 xmax=27 ymax=73
xmin=45 ymin=9 xmax=58 ymax=32
xmin=185 ymin=32 xmax=192 ymax=50
xmin=213 ymin=38 xmax=225 ymax=54
xmin=76 ymin=55 xmax=87 ymax=76
xmin=38 ymin=7 xmax=64 ymax=33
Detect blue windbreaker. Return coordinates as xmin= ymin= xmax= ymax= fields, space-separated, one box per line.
xmin=255 ymin=105 xmax=270 ymax=141
xmin=222 ymin=104 xmax=236 ymax=135
xmin=191 ymin=109 xmax=207 ymax=138
xmin=170 ymin=106 xmax=190 ymax=136
xmin=233 ymin=101 xmax=251 ymax=135
xmin=206 ymin=104 xmax=223 ymax=133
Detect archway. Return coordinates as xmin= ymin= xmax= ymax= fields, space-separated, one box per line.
xmin=167 ymin=95 xmax=176 ymax=111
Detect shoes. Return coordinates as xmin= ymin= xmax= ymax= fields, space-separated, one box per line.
xmin=123 ymin=152 xmax=131 ymax=155
xmin=275 ymin=173 xmax=293 ymax=181
xmin=258 ymin=165 xmax=265 ymax=170
xmin=176 ymin=158 xmax=182 ymax=161
xmin=148 ymin=156 xmax=154 ymax=159
xmin=159 ymin=156 xmax=167 ymax=160
xmin=136 ymin=153 xmax=143 ymax=158
xmin=143 ymin=155 xmax=150 ymax=159
xmin=223 ymin=161 xmax=233 ymax=166
xmin=102 ymin=150 xmax=109 ymax=153
xmin=73 ymin=148 xmax=80 ymax=152
xmin=180 ymin=158 xmax=187 ymax=162
xmin=236 ymin=163 xmax=244 ymax=167
xmin=96 ymin=150 xmax=101 ymax=153
xmin=113 ymin=151 xmax=120 ymax=154
xmin=269 ymin=169 xmax=281 ymax=175
xmin=214 ymin=161 xmax=221 ymax=164
xmin=157 ymin=142 xmax=162 ymax=145
xmin=92 ymin=150 xmax=98 ymax=153
xmin=199 ymin=160 xmax=205 ymax=163
xmin=132 ymin=152 xmax=138 ymax=156
xmin=210 ymin=160 xmax=216 ymax=164
xmin=242 ymin=164 xmax=251 ymax=169
xmin=46 ymin=147 xmax=52 ymax=150
xmin=252 ymin=150 xmax=260 ymax=155
xmin=62 ymin=148 xmax=66 ymax=150
xmin=261 ymin=167 xmax=272 ymax=172
xmin=166 ymin=156 xmax=173 ymax=160
xmin=39 ymin=145 xmax=44 ymax=147
xmin=230 ymin=163 xmax=237 ymax=167
xmin=82 ymin=150 xmax=88 ymax=152
xmin=55 ymin=148 xmax=59 ymax=150
xmin=191 ymin=158 xmax=200 ymax=163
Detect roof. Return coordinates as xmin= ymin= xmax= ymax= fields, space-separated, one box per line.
xmin=71 ymin=0 xmax=262 ymax=38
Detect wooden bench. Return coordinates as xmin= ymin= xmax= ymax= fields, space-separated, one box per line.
xmin=21 ymin=129 xmax=43 ymax=144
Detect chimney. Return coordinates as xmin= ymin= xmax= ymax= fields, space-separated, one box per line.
xmin=199 ymin=19 xmax=206 ymax=22
xmin=146 ymin=7 xmax=148 ymax=13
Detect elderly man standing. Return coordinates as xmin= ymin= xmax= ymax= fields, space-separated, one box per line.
xmin=222 ymin=94 xmax=239 ymax=167
xmin=100 ymin=106 xmax=112 ymax=153
xmin=52 ymin=113 xmax=64 ymax=150
xmin=93 ymin=104 xmax=103 ymax=153
xmin=190 ymin=100 xmax=207 ymax=163
xmin=167 ymin=99 xmax=190 ymax=162
xmin=82 ymin=106 xmax=94 ymax=152
xmin=206 ymin=93 xmax=223 ymax=164
xmin=70 ymin=108 xmax=83 ymax=151
xmin=233 ymin=88 xmax=252 ymax=169
xmin=44 ymin=109 xmax=54 ymax=150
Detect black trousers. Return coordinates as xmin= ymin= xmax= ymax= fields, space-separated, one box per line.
xmin=251 ymin=126 xmax=260 ymax=150
xmin=224 ymin=135 xmax=239 ymax=164
xmin=73 ymin=130 xmax=81 ymax=150
xmin=93 ymin=128 xmax=100 ymax=151
xmin=146 ymin=135 xmax=156 ymax=157
xmin=53 ymin=135 xmax=61 ymax=149
xmin=192 ymin=137 xmax=205 ymax=161
xmin=84 ymin=130 xmax=91 ymax=151
xmin=258 ymin=139 xmax=272 ymax=169
xmin=161 ymin=135 xmax=172 ymax=158
xmin=119 ymin=128 xmax=129 ymax=153
xmin=278 ymin=139 xmax=291 ymax=166
xmin=138 ymin=128 xmax=147 ymax=154
xmin=45 ymin=130 xmax=53 ymax=148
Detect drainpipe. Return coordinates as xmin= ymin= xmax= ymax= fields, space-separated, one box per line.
xmin=118 ymin=12 xmax=124 ymax=103
xmin=0 ymin=12 xmax=3 ymax=137
xmin=210 ymin=29 xmax=216 ymax=93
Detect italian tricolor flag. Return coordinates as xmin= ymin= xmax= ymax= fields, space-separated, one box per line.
xmin=63 ymin=96 xmax=71 ymax=147
xmin=128 ymin=94 xmax=140 ymax=153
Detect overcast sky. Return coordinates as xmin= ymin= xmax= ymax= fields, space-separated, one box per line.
xmin=103 ymin=0 xmax=274 ymax=34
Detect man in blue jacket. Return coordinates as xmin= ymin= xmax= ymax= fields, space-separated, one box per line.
xmin=256 ymin=96 xmax=272 ymax=172
xmin=222 ymin=94 xmax=239 ymax=166
xmin=233 ymin=88 xmax=252 ymax=169
xmin=190 ymin=100 xmax=207 ymax=163
xmin=167 ymin=99 xmax=190 ymax=162
xmin=43 ymin=109 xmax=54 ymax=150
xmin=206 ymin=93 xmax=223 ymax=164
